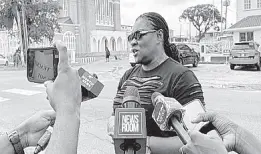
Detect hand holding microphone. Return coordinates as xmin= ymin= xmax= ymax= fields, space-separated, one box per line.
xmin=34 ymin=126 xmax=53 ymax=154
xmin=151 ymin=93 xmax=228 ymax=154
xmin=192 ymin=112 xmax=261 ymax=154
xmin=180 ymin=131 xmax=227 ymax=154
xmin=151 ymin=92 xmax=190 ymax=144
xmin=113 ymin=86 xmax=147 ymax=154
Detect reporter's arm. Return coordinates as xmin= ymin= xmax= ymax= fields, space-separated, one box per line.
xmin=0 ymin=110 xmax=56 ymax=154
xmin=0 ymin=133 xmax=16 ymax=154
xmin=0 ymin=128 xmax=27 ymax=154
xmin=44 ymin=41 xmax=82 ymax=154
xmin=149 ymin=136 xmax=183 ymax=154
xmin=235 ymin=126 xmax=261 ymax=154
xmin=45 ymin=107 xmax=80 ymax=154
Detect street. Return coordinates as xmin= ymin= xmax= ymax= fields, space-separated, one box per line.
xmin=1 ymin=59 xmax=261 ymax=154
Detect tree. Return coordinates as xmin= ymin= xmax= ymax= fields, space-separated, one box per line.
xmin=180 ymin=4 xmax=225 ymax=42
xmin=0 ymin=0 xmax=61 ymax=64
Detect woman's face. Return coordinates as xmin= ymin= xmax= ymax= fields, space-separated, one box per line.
xmin=129 ymin=18 xmax=160 ymax=65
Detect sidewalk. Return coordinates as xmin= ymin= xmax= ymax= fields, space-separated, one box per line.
xmin=0 ymin=57 xmax=127 ymax=72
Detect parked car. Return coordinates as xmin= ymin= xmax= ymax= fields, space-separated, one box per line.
xmin=129 ymin=53 xmax=136 ymax=67
xmin=229 ymin=42 xmax=261 ymax=71
xmin=0 ymin=54 xmax=8 ymax=66
xmin=176 ymin=43 xmax=200 ymax=67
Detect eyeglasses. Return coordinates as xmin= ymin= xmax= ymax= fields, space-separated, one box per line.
xmin=128 ymin=30 xmax=157 ymax=42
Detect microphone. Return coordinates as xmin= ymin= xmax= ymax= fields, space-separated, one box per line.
xmin=78 ymin=67 xmax=104 ymax=101
xmin=34 ymin=126 xmax=53 ymax=154
xmin=113 ymin=86 xmax=147 ymax=154
xmin=151 ymin=92 xmax=191 ymax=145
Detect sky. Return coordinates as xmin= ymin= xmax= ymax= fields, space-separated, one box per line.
xmin=120 ymin=0 xmax=237 ymax=36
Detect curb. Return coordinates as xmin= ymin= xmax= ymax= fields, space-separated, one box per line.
xmin=0 ymin=58 xmax=127 ymax=71
xmin=0 ymin=67 xmax=26 ymax=71
xmin=199 ymin=62 xmax=229 ymax=64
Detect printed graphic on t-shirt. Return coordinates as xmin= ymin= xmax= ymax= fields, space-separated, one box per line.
xmin=115 ymin=75 xmax=163 ymax=105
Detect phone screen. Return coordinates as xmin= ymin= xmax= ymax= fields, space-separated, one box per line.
xmin=182 ymin=99 xmax=222 ymax=140
xmin=27 ymin=47 xmax=59 ymax=83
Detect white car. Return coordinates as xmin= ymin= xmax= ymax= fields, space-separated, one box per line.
xmin=0 ymin=54 xmax=9 ymax=66
xmin=129 ymin=53 xmax=136 ymax=67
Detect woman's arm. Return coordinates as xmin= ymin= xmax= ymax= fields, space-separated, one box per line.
xmin=149 ymin=136 xmax=183 ymax=154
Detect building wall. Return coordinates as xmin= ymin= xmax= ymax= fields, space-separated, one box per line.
xmin=233 ymin=32 xmax=240 ymax=43
xmin=113 ymin=0 xmax=121 ymax=31
xmin=0 ymin=31 xmax=19 ymax=57
xmin=237 ymin=0 xmax=261 ymax=21
xmin=96 ymin=25 xmax=115 ymax=31
xmin=90 ymin=30 xmax=127 ymax=53
xmin=57 ymin=0 xmax=126 ymax=56
xmin=254 ymin=30 xmax=261 ymax=44
xmin=69 ymin=0 xmax=80 ymax=24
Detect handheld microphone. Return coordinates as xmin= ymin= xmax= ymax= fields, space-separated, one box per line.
xmin=113 ymin=86 xmax=147 ymax=154
xmin=78 ymin=67 xmax=104 ymax=101
xmin=34 ymin=126 xmax=53 ymax=154
xmin=151 ymin=92 xmax=191 ymax=145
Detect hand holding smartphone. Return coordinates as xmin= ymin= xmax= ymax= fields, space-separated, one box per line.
xmin=26 ymin=46 xmax=104 ymax=101
xmin=27 ymin=47 xmax=59 ymax=83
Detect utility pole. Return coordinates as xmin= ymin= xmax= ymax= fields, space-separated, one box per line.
xmin=213 ymin=0 xmax=215 ymax=42
xmin=189 ymin=21 xmax=191 ymax=42
xmin=15 ymin=0 xmax=24 ymax=63
xmin=221 ymin=0 xmax=223 ymax=33
xmin=21 ymin=0 xmax=28 ymax=65
xmin=179 ymin=22 xmax=182 ymax=42
xmin=15 ymin=0 xmax=28 ymax=66
xmin=224 ymin=0 xmax=230 ymax=29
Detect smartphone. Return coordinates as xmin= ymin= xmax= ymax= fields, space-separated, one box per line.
xmin=182 ymin=99 xmax=222 ymax=140
xmin=27 ymin=47 xmax=59 ymax=83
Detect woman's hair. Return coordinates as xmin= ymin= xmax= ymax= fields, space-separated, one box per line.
xmin=137 ymin=12 xmax=180 ymax=62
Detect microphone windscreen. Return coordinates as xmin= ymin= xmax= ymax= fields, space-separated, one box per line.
xmin=123 ymin=86 xmax=140 ymax=107
xmin=151 ymin=92 xmax=162 ymax=106
xmin=124 ymin=86 xmax=139 ymax=98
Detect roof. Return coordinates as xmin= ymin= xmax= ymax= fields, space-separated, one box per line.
xmin=228 ymin=15 xmax=261 ymax=29
xmin=57 ymin=17 xmax=73 ymax=24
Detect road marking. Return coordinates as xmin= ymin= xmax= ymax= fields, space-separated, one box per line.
xmin=0 ymin=97 xmax=9 ymax=102
xmin=232 ymin=90 xmax=261 ymax=93
xmin=2 ymin=88 xmax=42 ymax=96
xmin=33 ymin=84 xmax=45 ymax=88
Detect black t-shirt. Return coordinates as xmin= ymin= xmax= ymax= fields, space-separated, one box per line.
xmin=113 ymin=58 xmax=204 ymax=137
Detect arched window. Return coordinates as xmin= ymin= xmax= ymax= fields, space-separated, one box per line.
xmin=63 ymin=31 xmax=76 ymax=50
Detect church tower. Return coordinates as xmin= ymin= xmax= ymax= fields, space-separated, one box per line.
xmin=112 ymin=0 xmax=121 ymax=31
xmin=79 ymin=0 xmax=96 ymax=54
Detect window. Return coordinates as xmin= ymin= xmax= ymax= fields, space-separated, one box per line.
xmin=247 ymin=32 xmax=253 ymax=41
xmin=63 ymin=0 xmax=69 ymax=16
xmin=63 ymin=32 xmax=76 ymax=50
xmin=240 ymin=33 xmax=246 ymax=42
xmin=244 ymin=0 xmax=251 ymax=10
xmin=258 ymin=0 xmax=261 ymax=8
xmin=95 ymin=0 xmax=99 ymax=23
xmin=239 ymin=32 xmax=254 ymax=42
